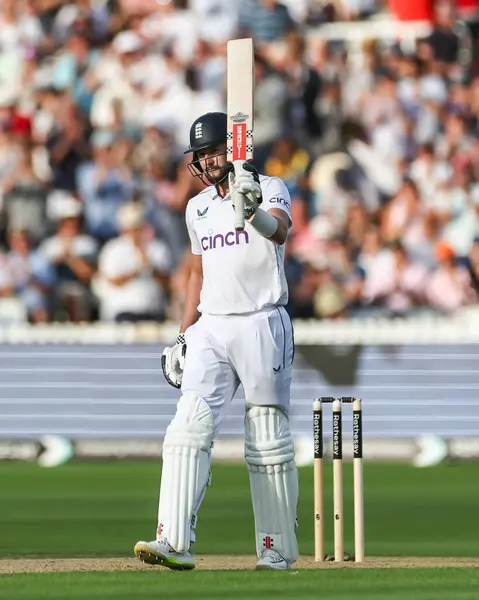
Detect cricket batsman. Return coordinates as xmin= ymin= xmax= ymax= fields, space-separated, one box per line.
xmin=134 ymin=112 xmax=298 ymax=571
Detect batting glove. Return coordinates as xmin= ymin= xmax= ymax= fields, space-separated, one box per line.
xmin=229 ymin=162 xmax=263 ymax=217
xmin=161 ymin=334 xmax=186 ymax=389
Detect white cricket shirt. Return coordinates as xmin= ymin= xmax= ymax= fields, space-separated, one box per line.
xmin=185 ymin=175 xmax=292 ymax=315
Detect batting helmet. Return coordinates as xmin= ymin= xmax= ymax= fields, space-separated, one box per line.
xmin=185 ymin=112 xmax=231 ymax=185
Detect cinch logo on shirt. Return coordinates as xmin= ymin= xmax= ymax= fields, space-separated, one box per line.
xmin=201 ymin=230 xmax=250 ymax=252
xmin=270 ymin=196 xmax=291 ymax=209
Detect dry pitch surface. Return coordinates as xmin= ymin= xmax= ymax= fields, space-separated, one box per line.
xmin=2 ymin=556 xmax=479 ymax=574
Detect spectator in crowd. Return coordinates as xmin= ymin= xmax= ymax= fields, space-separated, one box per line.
xmin=0 ymin=0 xmax=477 ymax=323
xmin=46 ymin=93 xmax=91 ymax=191
xmin=40 ymin=191 xmax=98 ymax=321
xmin=280 ymin=32 xmax=323 ymax=143
xmin=51 ymin=29 xmax=99 ymax=116
xmin=94 ymin=202 xmax=171 ymax=322
xmin=362 ymin=241 xmax=429 ymax=317
xmin=0 ymin=141 xmax=48 ymax=246
xmin=252 ymin=53 xmax=289 ymax=169
xmin=467 ymin=238 xmax=479 ymax=292
xmin=2 ymin=228 xmax=55 ymax=323
xmin=426 ymin=0 xmax=461 ymax=68
xmin=426 ymin=240 xmax=476 ymax=313
xmin=312 ymin=256 xmax=350 ymax=319
xmin=77 ymin=128 xmax=135 ymax=242
xmin=239 ymin=0 xmax=296 ymax=44
xmin=140 ymin=150 xmax=190 ymax=268
xmin=265 ymin=137 xmax=310 ymax=190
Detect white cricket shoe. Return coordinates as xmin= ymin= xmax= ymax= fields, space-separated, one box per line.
xmin=255 ymin=549 xmax=291 ymax=571
xmin=134 ymin=538 xmax=195 ymax=571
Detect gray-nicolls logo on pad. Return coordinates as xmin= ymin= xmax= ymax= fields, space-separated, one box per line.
xmin=195 ymin=122 xmax=203 ymax=139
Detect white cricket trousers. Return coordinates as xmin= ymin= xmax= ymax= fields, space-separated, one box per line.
xmin=181 ymin=306 xmax=294 ymax=431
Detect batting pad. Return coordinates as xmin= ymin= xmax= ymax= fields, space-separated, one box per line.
xmin=244 ymin=406 xmax=299 ymax=563
xmin=157 ymin=392 xmax=214 ymax=552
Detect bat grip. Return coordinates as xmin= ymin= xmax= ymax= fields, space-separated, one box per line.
xmin=233 ymin=160 xmax=245 ymax=231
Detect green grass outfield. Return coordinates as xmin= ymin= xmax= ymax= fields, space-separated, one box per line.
xmin=1 ymin=461 xmax=478 ymax=599
xmin=1 ymin=569 xmax=479 ymax=600
xmin=1 ymin=461 xmax=478 ymax=557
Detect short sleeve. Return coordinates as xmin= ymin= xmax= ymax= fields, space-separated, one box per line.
xmin=261 ymin=177 xmax=292 ymax=226
xmin=186 ymin=203 xmax=202 ymax=255
xmin=148 ymin=240 xmax=171 ymax=274
xmin=99 ymin=240 xmax=136 ymax=279
xmin=39 ymin=237 xmax=63 ymax=262
xmin=74 ymin=236 xmax=99 ymax=260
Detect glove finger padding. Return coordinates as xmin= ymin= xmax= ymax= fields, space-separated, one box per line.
xmin=229 ymin=169 xmax=252 ymax=215
xmin=228 ymin=171 xmax=237 ymax=193
xmin=235 ymin=166 xmax=262 ymax=204
xmin=229 ymin=162 xmax=262 ymax=218
xmin=238 ymin=182 xmax=261 ymax=198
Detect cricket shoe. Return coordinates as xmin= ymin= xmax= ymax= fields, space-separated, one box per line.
xmin=134 ymin=538 xmax=195 ymax=570
xmin=255 ymin=549 xmax=291 ymax=571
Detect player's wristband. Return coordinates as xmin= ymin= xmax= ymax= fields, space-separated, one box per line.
xmin=248 ymin=209 xmax=278 ymax=238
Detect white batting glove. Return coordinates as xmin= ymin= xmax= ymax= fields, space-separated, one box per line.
xmin=229 ymin=162 xmax=263 ymax=217
xmin=161 ymin=334 xmax=186 ymax=389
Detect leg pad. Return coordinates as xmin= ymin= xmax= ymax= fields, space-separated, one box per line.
xmin=245 ymin=405 xmax=299 ymax=563
xmin=157 ymin=392 xmax=214 ymax=551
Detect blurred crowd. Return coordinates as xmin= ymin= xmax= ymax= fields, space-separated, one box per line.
xmin=0 ymin=0 xmax=479 ymax=323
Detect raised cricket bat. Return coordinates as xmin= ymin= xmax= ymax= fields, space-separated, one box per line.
xmin=226 ymin=38 xmax=254 ymax=231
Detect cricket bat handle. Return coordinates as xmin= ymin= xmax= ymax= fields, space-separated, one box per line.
xmin=233 ymin=160 xmax=245 ymax=231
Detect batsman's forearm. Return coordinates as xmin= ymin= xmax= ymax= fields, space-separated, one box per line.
xmin=247 ymin=209 xmax=288 ymax=245
xmin=269 ymin=216 xmax=288 ymax=245
xmin=179 ymin=269 xmax=203 ymax=334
